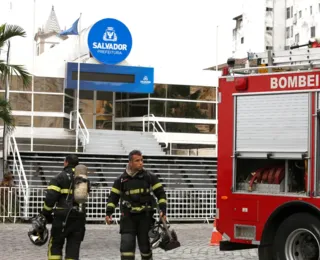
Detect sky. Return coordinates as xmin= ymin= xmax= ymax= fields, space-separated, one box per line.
xmin=0 ymin=0 xmax=244 ymax=73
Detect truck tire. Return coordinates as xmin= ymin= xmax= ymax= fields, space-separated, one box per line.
xmin=273 ymin=212 xmax=320 ymax=260
xmin=258 ymin=245 xmax=273 ymax=260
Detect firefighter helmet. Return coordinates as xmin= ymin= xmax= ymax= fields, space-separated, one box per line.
xmin=149 ymin=220 xmax=180 ymax=251
xmin=27 ymin=214 xmax=49 ymax=246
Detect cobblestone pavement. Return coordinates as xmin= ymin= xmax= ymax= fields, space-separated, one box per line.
xmin=0 ymin=223 xmax=258 ymax=260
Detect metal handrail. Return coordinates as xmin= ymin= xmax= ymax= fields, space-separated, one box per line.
xmin=142 ymin=114 xmax=168 ymax=148
xmin=8 ymin=133 xmax=29 ymax=218
xmin=70 ymin=110 xmax=90 ymax=151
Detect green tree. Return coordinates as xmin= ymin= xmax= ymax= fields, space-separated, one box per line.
xmin=0 ymin=23 xmax=31 ymax=127
xmin=0 ymin=23 xmax=31 ymax=175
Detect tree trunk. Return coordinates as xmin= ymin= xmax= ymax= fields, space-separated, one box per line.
xmin=3 ymin=40 xmax=10 ymax=176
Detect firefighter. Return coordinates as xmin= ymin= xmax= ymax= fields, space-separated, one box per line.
xmin=40 ymin=154 xmax=88 ymax=260
xmin=105 ymin=149 xmax=167 ymax=260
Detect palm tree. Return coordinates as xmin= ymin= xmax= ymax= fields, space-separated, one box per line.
xmin=0 ymin=24 xmax=31 ymax=88
xmin=0 ymin=23 xmax=31 ymax=175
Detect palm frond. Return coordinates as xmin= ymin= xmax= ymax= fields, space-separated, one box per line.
xmin=0 ymin=24 xmax=26 ymax=49
xmin=0 ymin=98 xmax=14 ymax=129
xmin=0 ymin=60 xmax=31 ymax=88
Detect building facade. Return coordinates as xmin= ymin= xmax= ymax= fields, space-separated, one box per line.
xmin=2 ymin=7 xmax=219 ymax=156
xmin=232 ymin=0 xmax=320 ymax=59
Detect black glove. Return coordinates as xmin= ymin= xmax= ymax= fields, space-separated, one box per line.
xmin=40 ymin=210 xmax=53 ymax=224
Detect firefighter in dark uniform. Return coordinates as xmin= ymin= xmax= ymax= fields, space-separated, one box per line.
xmin=105 ymin=150 xmax=167 ymax=260
xmin=41 ymin=154 xmax=86 ymax=260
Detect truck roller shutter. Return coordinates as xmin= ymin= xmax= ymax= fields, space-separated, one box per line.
xmin=235 ymin=92 xmax=309 ymax=159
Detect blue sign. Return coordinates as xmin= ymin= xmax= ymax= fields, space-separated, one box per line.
xmin=88 ymin=18 xmax=132 ymax=65
xmin=66 ymin=62 xmax=154 ymax=94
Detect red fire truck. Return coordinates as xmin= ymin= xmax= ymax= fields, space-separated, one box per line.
xmin=216 ymin=48 xmax=320 ymax=260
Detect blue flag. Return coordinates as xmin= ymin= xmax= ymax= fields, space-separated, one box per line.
xmin=59 ymin=17 xmax=80 ymax=36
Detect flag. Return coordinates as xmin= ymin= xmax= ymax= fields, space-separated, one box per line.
xmin=59 ymin=17 xmax=80 ymax=36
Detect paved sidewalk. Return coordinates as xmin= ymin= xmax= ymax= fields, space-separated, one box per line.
xmin=0 ymin=223 xmax=258 ymax=260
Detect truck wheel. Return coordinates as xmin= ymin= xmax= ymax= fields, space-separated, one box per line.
xmin=273 ymin=212 xmax=320 ymax=260
xmin=258 ymin=245 xmax=273 ymax=260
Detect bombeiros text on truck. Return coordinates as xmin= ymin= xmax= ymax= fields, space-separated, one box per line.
xmin=216 ymin=39 xmax=320 ymax=260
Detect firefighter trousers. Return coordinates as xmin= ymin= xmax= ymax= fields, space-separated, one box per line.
xmin=48 ymin=216 xmax=86 ymax=260
xmin=120 ymin=211 xmax=155 ymax=260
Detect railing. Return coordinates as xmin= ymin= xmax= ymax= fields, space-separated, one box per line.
xmin=8 ymin=134 xmax=29 ymax=219
xmin=0 ymin=187 xmax=216 ymax=223
xmin=170 ymin=148 xmax=217 ymax=157
xmin=70 ymin=110 xmax=90 ymax=152
xmin=142 ymin=114 xmax=168 ymax=149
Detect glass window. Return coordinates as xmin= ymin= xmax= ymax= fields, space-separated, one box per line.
xmin=33 ymin=116 xmax=63 ymax=128
xmin=156 ymin=122 xmax=215 ymax=134
xmin=151 ymin=84 xmax=167 ymax=98
xmin=34 ymin=94 xmax=63 ymax=112
xmin=79 ymin=99 xmax=94 ymax=129
xmin=311 ymin=26 xmax=316 ymax=38
xmin=167 ymin=85 xmax=195 ymax=100
xmin=13 ymin=116 xmax=31 ymax=127
xmin=115 ymin=92 xmax=148 ymax=100
xmin=116 ymin=100 xmax=148 ymax=117
xmin=65 ymin=89 xmax=74 ymax=97
xmin=150 ymin=100 xmax=216 ymax=119
xmin=34 ymin=77 xmax=64 ymax=92
xmin=9 ymin=75 xmax=30 ymax=91
xmin=151 ymin=84 xmax=216 ymax=101
xmin=286 ymin=27 xmax=290 ymax=39
xmin=9 ymin=93 xmax=32 ymax=111
xmin=0 ymin=75 xmax=30 ymax=90
xmin=64 ymin=95 xmax=74 ymax=114
xmin=115 ymin=122 xmax=143 ymax=131
xmin=96 ymin=91 xmax=113 ymax=129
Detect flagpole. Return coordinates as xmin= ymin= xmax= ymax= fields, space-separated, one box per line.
xmin=215 ymin=24 xmax=219 ymax=158
xmin=75 ymin=13 xmax=82 ymax=153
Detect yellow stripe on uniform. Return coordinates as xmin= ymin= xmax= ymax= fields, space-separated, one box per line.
xmin=47 ymin=186 xmax=72 ymax=194
xmin=48 ymin=237 xmax=62 ymax=260
xmin=47 ymin=185 xmax=61 ymax=192
xmin=111 ymin=187 xmax=121 ymax=194
xmin=131 ymin=205 xmax=152 ymax=212
xmin=125 ymin=188 xmax=149 ymax=195
xmin=152 ymin=183 xmax=162 ymax=191
xmin=141 ymin=252 xmax=152 ymax=257
xmin=158 ymin=198 xmax=166 ymax=204
xmin=60 ymin=189 xmax=72 ymax=194
xmin=121 ymin=252 xmax=135 ymax=256
xmin=43 ymin=202 xmax=52 ymax=211
xmin=107 ymin=203 xmax=115 ymax=208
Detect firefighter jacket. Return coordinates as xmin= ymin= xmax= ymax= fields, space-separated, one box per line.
xmin=106 ymin=168 xmax=167 ymax=216
xmin=41 ymin=166 xmax=85 ymax=219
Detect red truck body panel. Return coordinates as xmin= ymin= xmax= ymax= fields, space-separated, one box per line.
xmin=216 ymin=70 xmax=320 ymax=245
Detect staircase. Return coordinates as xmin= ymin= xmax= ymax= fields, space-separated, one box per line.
xmin=8 ymin=151 xmax=216 ymax=189
xmin=84 ymin=130 xmax=165 ymax=155
xmin=6 ymin=151 xmax=216 ymax=222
